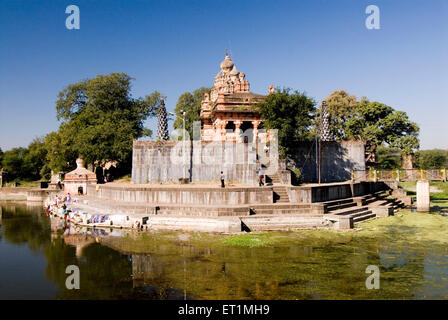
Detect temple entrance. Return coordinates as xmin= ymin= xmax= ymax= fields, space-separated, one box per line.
xmin=240 ymin=121 xmax=253 ymax=143
xmin=225 ymin=121 xmax=235 ymax=131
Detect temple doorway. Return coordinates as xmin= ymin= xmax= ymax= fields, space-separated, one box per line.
xmin=240 ymin=121 xmax=253 ymax=143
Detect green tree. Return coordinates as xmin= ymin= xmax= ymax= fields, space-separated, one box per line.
xmin=319 ymin=90 xmax=358 ymax=140
xmin=1 ymin=147 xmax=29 ymax=180
xmin=174 ymin=87 xmax=211 ymax=138
xmin=0 ymin=148 xmax=3 ymax=168
xmin=54 ymin=72 xmax=163 ymax=168
xmin=44 ymin=129 xmax=77 ymax=174
xmin=345 ymin=99 xmax=419 ymax=162
xmin=23 ymin=137 xmax=48 ymax=180
xmin=376 ymin=146 xmax=402 ymax=169
xmin=414 ymin=149 xmax=448 ymax=169
xmin=257 ymin=88 xmax=316 ymax=158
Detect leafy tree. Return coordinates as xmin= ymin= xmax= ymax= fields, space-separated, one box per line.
xmin=174 ymin=87 xmax=211 ymax=138
xmin=345 ymin=99 xmax=419 ymax=162
xmin=257 ymin=88 xmax=316 ymax=158
xmin=23 ymin=137 xmax=48 ymax=180
xmin=376 ymin=146 xmax=402 ymax=169
xmin=319 ymin=90 xmax=358 ymax=140
xmin=54 ymin=72 xmax=163 ymax=168
xmin=414 ymin=149 xmax=448 ymax=169
xmin=1 ymin=147 xmax=28 ymax=180
xmin=43 ymin=129 xmax=77 ymax=175
xmin=0 ymin=148 xmax=3 ymax=168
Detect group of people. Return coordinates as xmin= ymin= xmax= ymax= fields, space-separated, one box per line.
xmin=45 ymin=193 xmax=74 ymax=221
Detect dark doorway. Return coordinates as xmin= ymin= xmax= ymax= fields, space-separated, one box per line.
xmin=240 ymin=121 xmax=253 ymax=143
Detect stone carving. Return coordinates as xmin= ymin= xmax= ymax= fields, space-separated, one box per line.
xmin=157 ymin=100 xmax=169 ymax=141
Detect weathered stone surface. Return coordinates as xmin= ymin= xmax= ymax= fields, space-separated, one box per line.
xmin=416 ymin=180 xmax=430 ymax=212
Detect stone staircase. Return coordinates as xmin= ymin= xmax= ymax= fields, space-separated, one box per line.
xmin=323 ymin=190 xmax=407 ymax=229
xmin=240 ymin=215 xmax=325 ymax=231
xmin=272 ymin=186 xmax=289 ymax=203
xmin=265 ymin=173 xmax=281 ymax=185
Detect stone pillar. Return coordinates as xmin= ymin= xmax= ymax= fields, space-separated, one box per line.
xmin=416 ymin=180 xmax=430 ymax=212
xmin=252 ymin=120 xmax=260 ymax=144
xmin=220 ymin=120 xmax=227 ymax=141
xmin=235 ymin=121 xmax=242 ymax=143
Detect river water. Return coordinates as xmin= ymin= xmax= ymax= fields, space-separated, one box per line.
xmin=0 ymin=201 xmax=447 ymax=300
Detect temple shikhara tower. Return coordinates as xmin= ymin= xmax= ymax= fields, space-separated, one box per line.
xmin=200 ymin=52 xmax=273 ymax=143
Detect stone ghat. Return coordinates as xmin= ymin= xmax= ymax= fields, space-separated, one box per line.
xmin=87 ymin=184 xmax=274 ymax=205
xmin=87 ymin=181 xmax=391 ymax=206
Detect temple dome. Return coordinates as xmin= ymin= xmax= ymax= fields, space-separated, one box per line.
xmin=229 ymin=65 xmax=239 ymax=76
xmin=220 ymin=54 xmax=234 ymax=72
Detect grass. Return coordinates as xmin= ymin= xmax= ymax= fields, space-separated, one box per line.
xmin=221 ymin=233 xmax=275 ymax=247
xmin=399 ymin=181 xmax=448 ymax=207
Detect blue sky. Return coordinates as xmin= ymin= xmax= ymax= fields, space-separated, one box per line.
xmin=0 ymin=0 xmax=447 ymax=151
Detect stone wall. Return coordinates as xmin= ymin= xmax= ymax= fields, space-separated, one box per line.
xmin=87 ymin=184 xmax=274 ymax=205
xmin=132 ymin=140 xmax=259 ymax=185
xmin=287 ymin=181 xmax=390 ymax=203
xmin=290 ymin=141 xmax=365 ymax=183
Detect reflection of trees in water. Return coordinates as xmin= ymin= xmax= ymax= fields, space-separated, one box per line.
xmin=1 ymin=203 xmax=51 ymax=254
xmin=1 ymin=203 xmax=446 ymax=299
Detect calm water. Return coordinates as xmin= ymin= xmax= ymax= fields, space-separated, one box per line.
xmin=0 ymin=201 xmax=447 ymax=300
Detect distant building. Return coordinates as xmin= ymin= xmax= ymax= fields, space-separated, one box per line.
xmin=64 ymin=158 xmax=97 ymax=195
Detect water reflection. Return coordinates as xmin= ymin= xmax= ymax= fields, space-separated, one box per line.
xmin=0 ymin=202 xmax=447 ymax=299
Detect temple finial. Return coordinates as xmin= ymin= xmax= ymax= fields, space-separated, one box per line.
xmin=225 ymin=49 xmax=228 ymax=57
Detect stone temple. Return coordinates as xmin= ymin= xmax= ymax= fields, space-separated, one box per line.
xmin=132 ymin=53 xmax=366 ymax=185
xmin=200 ymin=52 xmax=272 ymax=143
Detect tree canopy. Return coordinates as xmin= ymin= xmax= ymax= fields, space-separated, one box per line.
xmin=414 ymin=149 xmax=448 ymax=169
xmin=257 ymin=88 xmax=316 ymax=158
xmin=54 ymin=72 xmax=163 ymax=167
xmin=174 ymin=87 xmax=210 ymax=138
xmin=345 ymin=99 xmax=419 ymax=160
xmin=319 ymin=90 xmax=358 ymax=140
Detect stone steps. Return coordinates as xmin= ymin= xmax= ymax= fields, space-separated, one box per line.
xmin=272 ymin=186 xmax=289 ymax=203
xmin=240 ymin=215 xmax=325 ymax=231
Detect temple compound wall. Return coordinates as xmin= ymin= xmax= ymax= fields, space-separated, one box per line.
xmin=132 ymin=141 xmax=259 ymax=185
xmin=291 ymin=141 xmax=366 ymax=183
xmin=131 ymin=140 xmax=365 ymax=185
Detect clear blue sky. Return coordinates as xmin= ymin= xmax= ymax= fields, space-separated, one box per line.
xmin=0 ymin=0 xmax=447 ymax=151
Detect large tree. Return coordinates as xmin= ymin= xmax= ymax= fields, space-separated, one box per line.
xmin=23 ymin=137 xmax=49 ymax=180
xmin=319 ymin=90 xmax=358 ymax=140
xmin=1 ymin=147 xmax=29 ymax=180
xmin=54 ymin=72 xmax=163 ymax=168
xmin=257 ymin=88 xmax=316 ymax=158
xmin=345 ymin=99 xmax=419 ymax=162
xmin=174 ymin=87 xmax=210 ymax=138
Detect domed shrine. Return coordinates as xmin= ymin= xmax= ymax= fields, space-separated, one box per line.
xmin=200 ymin=53 xmax=274 ymax=143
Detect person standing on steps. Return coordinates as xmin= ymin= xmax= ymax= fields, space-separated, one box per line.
xmin=220 ymin=171 xmax=225 ymax=188
xmin=258 ymin=169 xmax=264 ymax=187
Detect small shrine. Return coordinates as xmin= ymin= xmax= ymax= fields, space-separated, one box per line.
xmin=200 ymin=52 xmax=273 ymax=143
xmin=64 ymin=158 xmax=97 ymax=195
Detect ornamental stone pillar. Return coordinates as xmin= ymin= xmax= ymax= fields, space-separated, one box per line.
xmin=220 ymin=120 xmax=228 ymax=141
xmin=252 ymin=120 xmax=260 ymax=144
xmin=235 ymin=121 xmax=242 ymax=142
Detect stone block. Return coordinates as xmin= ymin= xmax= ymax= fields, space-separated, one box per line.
xmin=370 ymin=206 xmax=393 ymax=217
xmin=416 ymin=180 xmax=430 ymax=212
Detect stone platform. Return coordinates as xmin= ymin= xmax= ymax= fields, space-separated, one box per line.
xmin=53 ymin=180 xmax=410 ymax=232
